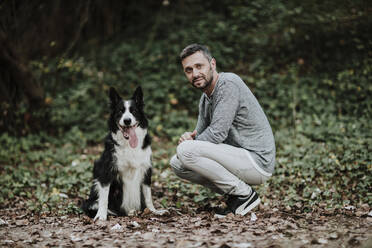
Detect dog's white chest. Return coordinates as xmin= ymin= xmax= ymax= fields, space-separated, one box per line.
xmin=115 ymin=146 xmax=151 ymax=172
xmin=112 ymin=135 xmax=152 ymax=213
xmin=112 ymin=128 xmax=152 ymax=171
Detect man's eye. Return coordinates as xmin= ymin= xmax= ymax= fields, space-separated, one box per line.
xmin=185 ymin=68 xmax=192 ymax=73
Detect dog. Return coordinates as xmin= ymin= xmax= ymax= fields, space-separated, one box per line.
xmin=82 ymin=86 xmax=165 ymax=221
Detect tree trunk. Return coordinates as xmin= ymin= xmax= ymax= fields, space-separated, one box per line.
xmin=0 ymin=30 xmax=44 ymax=107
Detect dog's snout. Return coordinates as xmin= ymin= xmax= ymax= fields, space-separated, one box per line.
xmin=124 ymin=118 xmax=132 ymax=126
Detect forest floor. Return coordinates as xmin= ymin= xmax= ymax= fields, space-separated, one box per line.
xmin=1 ymin=143 xmax=371 ymax=247
xmin=1 ymin=201 xmax=371 ymax=248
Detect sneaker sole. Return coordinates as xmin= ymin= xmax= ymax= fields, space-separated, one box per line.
xmin=235 ymin=195 xmax=261 ymax=216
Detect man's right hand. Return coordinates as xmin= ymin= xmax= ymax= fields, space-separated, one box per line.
xmin=178 ymin=130 xmax=197 ymax=144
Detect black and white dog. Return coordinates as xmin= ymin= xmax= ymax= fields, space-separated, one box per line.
xmin=82 ymin=86 xmax=165 ymax=221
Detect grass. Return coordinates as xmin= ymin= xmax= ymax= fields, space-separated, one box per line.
xmin=1 ymin=113 xmax=370 ymax=216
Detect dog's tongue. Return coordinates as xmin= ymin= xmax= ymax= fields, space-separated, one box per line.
xmin=127 ymin=127 xmax=138 ymax=148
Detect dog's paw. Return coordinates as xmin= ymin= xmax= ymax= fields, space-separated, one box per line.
xmin=151 ymin=209 xmax=169 ymax=216
xmin=127 ymin=209 xmax=139 ymax=216
xmin=93 ymin=213 xmax=107 ymax=222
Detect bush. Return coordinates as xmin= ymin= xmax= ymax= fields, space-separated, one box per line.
xmin=1 ymin=0 xmax=370 ymax=211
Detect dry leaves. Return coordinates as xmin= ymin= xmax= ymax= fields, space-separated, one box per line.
xmin=1 ymin=205 xmax=371 ymax=248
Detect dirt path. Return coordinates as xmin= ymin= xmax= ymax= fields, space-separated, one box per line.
xmin=1 ymin=206 xmax=371 ymax=247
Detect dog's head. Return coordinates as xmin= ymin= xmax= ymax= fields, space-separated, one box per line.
xmin=108 ymin=87 xmax=148 ymax=147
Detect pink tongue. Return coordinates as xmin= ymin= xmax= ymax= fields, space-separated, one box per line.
xmin=128 ymin=127 xmax=138 ymax=148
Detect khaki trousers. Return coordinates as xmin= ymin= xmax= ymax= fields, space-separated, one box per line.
xmin=170 ymin=140 xmax=271 ymax=196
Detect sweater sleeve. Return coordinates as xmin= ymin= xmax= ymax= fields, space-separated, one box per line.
xmin=195 ymin=113 xmax=206 ymax=137
xmin=195 ymin=82 xmax=239 ymax=143
xmin=194 ymin=95 xmax=207 ymax=137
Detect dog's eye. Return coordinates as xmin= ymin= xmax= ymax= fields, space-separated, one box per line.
xmin=129 ymin=107 xmax=134 ymax=113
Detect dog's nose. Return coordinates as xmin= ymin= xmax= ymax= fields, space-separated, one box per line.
xmin=124 ymin=118 xmax=132 ymax=126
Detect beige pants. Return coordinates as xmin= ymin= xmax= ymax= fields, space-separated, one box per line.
xmin=170 ymin=140 xmax=271 ymax=196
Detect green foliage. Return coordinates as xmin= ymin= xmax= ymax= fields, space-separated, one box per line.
xmin=269 ymin=115 xmax=371 ymax=208
xmin=0 ymin=0 xmax=371 ymax=214
xmin=0 ymin=135 xmax=93 ymax=214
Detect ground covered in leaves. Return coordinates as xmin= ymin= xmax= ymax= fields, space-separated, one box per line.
xmin=1 ymin=141 xmax=371 ymax=247
xmin=1 ymin=201 xmax=371 ymax=247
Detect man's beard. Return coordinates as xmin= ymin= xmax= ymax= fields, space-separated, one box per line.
xmin=192 ymin=67 xmax=213 ymax=90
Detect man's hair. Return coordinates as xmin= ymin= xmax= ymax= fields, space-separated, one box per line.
xmin=180 ymin=44 xmax=213 ymax=62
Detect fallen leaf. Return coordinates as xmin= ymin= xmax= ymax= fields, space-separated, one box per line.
xmin=142 ymin=208 xmax=152 ymax=216
xmin=214 ymin=214 xmax=226 ymax=219
xmin=70 ymin=234 xmax=82 ymax=242
xmin=0 ymin=218 xmax=8 ymax=226
xmin=250 ymin=212 xmax=257 ymax=222
xmin=355 ymin=210 xmax=364 ymax=217
xmin=3 ymin=240 xmax=14 ymax=245
xmin=15 ymin=219 xmax=29 ymax=226
xmin=233 ymin=242 xmax=252 ymax=248
xmin=329 ymin=232 xmax=339 ymax=239
xmin=143 ymin=232 xmax=154 ymax=239
xmin=301 ymin=239 xmax=309 ymax=244
xmin=129 ymin=221 xmax=140 ymax=228
xmin=176 ymin=240 xmax=191 ymax=248
xmin=59 ymin=193 xmax=68 ymax=198
xmin=318 ymin=238 xmax=328 ymax=244
xmin=110 ymin=223 xmax=122 ymax=230
xmin=344 ymin=206 xmax=355 ymax=211
xmin=82 ymin=239 xmax=96 ymax=246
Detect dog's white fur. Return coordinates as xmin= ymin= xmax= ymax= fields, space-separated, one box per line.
xmin=92 ymin=100 xmax=166 ymax=221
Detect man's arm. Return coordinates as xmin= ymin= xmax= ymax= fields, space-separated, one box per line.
xmin=195 ymin=108 xmax=207 ymax=138
xmin=178 ymin=96 xmax=205 ymax=144
xmin=195 ymin=83 xmax=239 ymax=144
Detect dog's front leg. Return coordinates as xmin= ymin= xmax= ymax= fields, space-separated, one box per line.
xmin=94 ymin=182 xmax=110 ymax=221
xmin=142 ymin=184 xmax=168 ymax=215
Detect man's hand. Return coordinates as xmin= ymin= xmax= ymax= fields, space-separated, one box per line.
xmin=178 ymin=130 xmax=197 ymax=144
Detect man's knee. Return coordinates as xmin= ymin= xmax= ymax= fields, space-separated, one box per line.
xmin=170 ymin=154 xmax=183 ymax=172
xmin=176 ymin=140 xmax=198 ymax=166
xmin=170 ymin=154 xmax=192 ymax=180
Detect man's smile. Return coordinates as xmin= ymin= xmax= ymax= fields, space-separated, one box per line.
xmin=193 ymin=77 xmax=204 ymax=83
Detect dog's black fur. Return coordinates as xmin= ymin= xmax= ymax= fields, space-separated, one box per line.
xmin=82 ymin=87 xmax=159 ymax=220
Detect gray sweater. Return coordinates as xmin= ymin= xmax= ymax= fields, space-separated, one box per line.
xmin=195 ymin=72 xmax=276 ymax=174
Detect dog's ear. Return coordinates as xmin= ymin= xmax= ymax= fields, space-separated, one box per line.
xmin=109 ymin=87 xmax=121 ymax=109
xmin=133 ymin=86 xmax=144 ymax=108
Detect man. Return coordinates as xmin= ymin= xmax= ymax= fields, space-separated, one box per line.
xmin=170 ymin=44 xmax=275 ymax=216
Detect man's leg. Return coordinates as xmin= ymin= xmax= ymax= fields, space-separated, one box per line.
xmin=171 ymin=140 xmax=269 ymax=195
xmin=170 ymin=140 xmax=269 ymax=215
xmin=170 ymin=154 xmax=224 ymax=194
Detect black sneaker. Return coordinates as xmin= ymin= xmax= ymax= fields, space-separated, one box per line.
xmin=224 ymin=189 xmax=261 ymax=216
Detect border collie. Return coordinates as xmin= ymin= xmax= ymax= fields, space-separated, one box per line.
xmin=82 ymin=86 xmax=165 ymax=221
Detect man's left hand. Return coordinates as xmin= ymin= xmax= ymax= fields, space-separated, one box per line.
xmin=178 ymin=130 xmax=197 ymax=144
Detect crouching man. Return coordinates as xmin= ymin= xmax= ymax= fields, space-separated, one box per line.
xmin=170 ymin=44 xmax=276 ymax=216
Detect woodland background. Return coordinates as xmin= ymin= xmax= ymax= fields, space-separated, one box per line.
xmin=0 ymin=0 xmax=371 ymax=226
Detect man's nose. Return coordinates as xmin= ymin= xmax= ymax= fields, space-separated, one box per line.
xmin=192 ymin=68 xmax=200 ymax=78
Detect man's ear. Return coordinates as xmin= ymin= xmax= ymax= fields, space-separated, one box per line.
xmin=133 ymin=86 xmax=144 ymax=108
xmin=210 ymin=58 xmax=216 ymax=70
xmin=109 ymin=87 xmax=121 ymax=109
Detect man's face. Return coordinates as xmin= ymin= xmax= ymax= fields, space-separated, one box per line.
xmin=182 ymin=51 xmax=216 ymax=90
